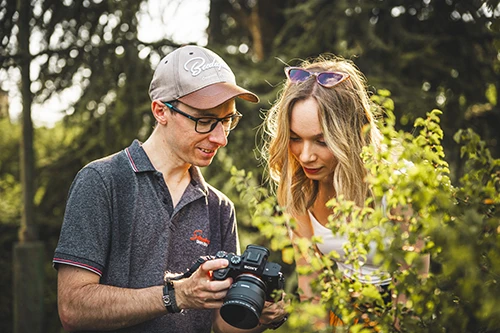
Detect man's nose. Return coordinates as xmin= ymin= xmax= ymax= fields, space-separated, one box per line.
xmin=208 ymin=121 xmax=228 ymax=147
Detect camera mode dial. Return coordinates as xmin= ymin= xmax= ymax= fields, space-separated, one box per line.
xmin=215 ymin=251 xmax=227 ymax=258
xmin=230 ymin=255 xmax=241 ymax=265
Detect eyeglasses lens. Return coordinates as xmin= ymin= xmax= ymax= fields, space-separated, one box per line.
xmin=288 ymin=69 xmax=311 ymax=83
xmin=196 ymin=115 xmax=240 ymax=134
xmin=317 ymin=72 xmax=344 ymax=87
xmin=195 ymin=119 xmax=215 ymax=133
xmin=287 ymin=68 xmax=348 ymax=88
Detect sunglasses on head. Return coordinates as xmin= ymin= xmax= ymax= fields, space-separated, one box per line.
xmin=285 ymin=67 xmax=350 ymax=88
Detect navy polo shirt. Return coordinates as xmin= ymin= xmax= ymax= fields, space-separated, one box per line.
xmin=53 ymin=139 xmax=239 ymax=332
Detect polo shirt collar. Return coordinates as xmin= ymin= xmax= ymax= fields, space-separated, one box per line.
xmin=189 ymin=165 xmax=209 ymax=196
xmin=124 ymin=140 xmax=156 ymax=173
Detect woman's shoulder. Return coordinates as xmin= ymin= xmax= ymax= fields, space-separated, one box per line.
xmin=290 ymin=211 xmax=314 ymax=239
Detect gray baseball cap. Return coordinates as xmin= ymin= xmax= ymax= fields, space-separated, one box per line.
xmin=149 ymin=45 xmax=259 ymax=110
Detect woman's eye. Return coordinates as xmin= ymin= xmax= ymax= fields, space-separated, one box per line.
xmin=290 ymin=137 xmax=300 ymax=142
xmin=317 ymin=140 xmax=327 ymax=146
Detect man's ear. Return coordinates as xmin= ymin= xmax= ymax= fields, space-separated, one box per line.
xmin=151 ymin=100 xmax=168 ymax=125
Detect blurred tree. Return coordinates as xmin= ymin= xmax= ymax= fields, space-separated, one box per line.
xmin=0 ymin=0 xmax=179 ymax=330
xmin=0 ymin=0 xmax=184 ymax=230
xmin=0 ymin=0 xmax=497 ymax=331
xmin=204 ymin=0 xmax=293 ymax=192
xmin=206 ymin=0 xmax=500 ymax=183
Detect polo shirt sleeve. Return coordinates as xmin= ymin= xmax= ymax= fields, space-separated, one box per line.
xmin=53 ymin=166 xmax=112 ymax=276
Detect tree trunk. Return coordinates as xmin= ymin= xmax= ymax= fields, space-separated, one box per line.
xmin=18 ymin=0 xmax=35 ymax=243
xmin=249 ymin=3 xmax=264 ymax=62
xmin=14 ymin=1 xmax=44 ymax=332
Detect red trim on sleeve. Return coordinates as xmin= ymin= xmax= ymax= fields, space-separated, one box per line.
xmin=53 ymin=258 xmax=103 ymax=276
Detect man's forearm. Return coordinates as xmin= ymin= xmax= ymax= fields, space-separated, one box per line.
xmin=59 ymin=283 xmax=165 ymax=331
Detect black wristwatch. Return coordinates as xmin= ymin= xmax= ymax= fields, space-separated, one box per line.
xmin=268 ymin=315 xmax=288 ymax=330
xmin=163 ymin=278 xmax=181 ymax=313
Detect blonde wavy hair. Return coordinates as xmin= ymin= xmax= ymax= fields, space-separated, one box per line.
xmin=262 ymin=54 xmax=382 ymax=216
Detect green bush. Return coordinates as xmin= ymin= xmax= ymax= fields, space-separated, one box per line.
xmin=231 ymin=94 xmax=500 ymax=332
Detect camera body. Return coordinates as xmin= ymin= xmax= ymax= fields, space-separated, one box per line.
xmin=212 ymin=244 xmax=285 ymax=329
xmin=213 ymin=244 xmax=284 ymax=300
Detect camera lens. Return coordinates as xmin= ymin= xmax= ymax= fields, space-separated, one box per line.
xmin=220 ymin=274 xmax=267 ymax=329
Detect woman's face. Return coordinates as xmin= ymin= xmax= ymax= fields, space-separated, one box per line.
xmin=289 ymin=97 xmax=337 ymax=183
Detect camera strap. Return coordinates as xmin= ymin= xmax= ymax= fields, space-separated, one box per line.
xmin=171 ymin=256 xmax=214 ymax=281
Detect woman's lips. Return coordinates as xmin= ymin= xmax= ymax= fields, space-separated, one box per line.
xmin=303 ymin=167 xmax=321 ymax=174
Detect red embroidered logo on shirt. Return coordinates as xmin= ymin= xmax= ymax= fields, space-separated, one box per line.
xmin=190 ymin=229 xmax=210 ymax=247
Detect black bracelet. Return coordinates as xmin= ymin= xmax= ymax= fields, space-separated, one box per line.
xmin=268 ymin=315 xmax=288 ymax=330
xmin=162 ymin=279 xmax=181 ymax=313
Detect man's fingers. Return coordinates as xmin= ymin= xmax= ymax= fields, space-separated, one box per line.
xmin=207 ymin=278 xmax=232 ymax=290
xmin=259 ymin=298 xmax=289 ymax=326
xmin=201 ymin=289 xmax=228 ymax=302
xmin=199 ymin=258 xmax=228 ymax=273
xmin=201 ymin=300 xmax=224 ymax=309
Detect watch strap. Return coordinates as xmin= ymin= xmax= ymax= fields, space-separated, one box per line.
xmin=163 ymin=279 xmax=181 ymax=313
xmin=268 ymin=315 xmax=288 ymax=330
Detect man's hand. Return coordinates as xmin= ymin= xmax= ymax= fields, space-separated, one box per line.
xmin=258 ymin=297 xmax=289 ymax=329
xmin=174 ymin=258 xmax=233 ymax=309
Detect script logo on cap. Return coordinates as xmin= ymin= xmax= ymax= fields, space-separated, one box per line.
xmin=184 ymin=56 xmax=230 ymax=77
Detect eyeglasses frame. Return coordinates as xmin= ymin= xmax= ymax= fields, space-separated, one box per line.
xmin=284 ymin=67 xmax=350 ymax=88
xmin=162 ymin=101 xmax=242 ymax=134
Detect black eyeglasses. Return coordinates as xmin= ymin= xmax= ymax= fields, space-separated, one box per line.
xmin=285 ymin=67 xmax=350 ymax=88
xmin=163 ymin=102 xmax=242 ymax=134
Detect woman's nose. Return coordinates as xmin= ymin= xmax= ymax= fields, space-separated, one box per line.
xmin=299 ymin=142 xmax=317 ymax=163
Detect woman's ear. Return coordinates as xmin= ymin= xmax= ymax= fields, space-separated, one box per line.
xmin=151 ymin=100 xmax=168 ymax=125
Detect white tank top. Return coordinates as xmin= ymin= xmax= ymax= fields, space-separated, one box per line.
xmin=309 ymin=210 xmax=392 ymax=285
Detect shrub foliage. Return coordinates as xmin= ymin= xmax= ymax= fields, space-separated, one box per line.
xmin=231 ymin=93 xmax=500 ymax=332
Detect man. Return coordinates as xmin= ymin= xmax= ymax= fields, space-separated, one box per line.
xmin=53 ymin=45 xmax=287 ymax=332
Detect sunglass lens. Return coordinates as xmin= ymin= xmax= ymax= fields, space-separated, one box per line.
xmin=288 ymin=68 xmax=311 ymax=83
xmin=317 ymin=72 xmax=345 ymax=87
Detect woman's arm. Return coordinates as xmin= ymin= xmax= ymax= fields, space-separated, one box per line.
xmin=288 ymin=214 xmax=333 ymax=330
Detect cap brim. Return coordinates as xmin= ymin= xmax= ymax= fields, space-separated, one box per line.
xmin=178 ymin=82 xmax=259 ymax=110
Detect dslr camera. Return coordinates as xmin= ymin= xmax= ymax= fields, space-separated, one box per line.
xmin=213 ymin=244 xmax=285 ymax=329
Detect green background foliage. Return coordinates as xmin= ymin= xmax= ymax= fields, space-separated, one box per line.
xmin=0 ymin=0 xmax=499 ymax=331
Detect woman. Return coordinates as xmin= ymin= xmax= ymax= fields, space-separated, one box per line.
xmin=261 ymin=54 xmax=393 ymax=329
